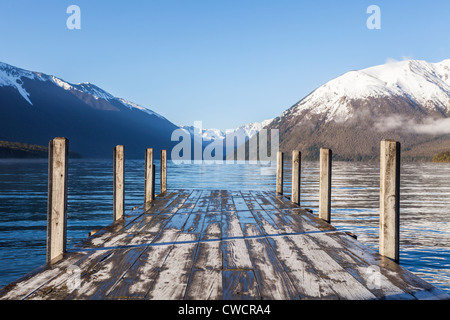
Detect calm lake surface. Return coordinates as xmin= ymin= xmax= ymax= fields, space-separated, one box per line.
xmin=0 ymin=159 xmax=449 ymax=294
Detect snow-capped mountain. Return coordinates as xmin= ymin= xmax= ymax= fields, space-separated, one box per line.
xmin=182 ymin=118 xmax=274 ymax=143
xmin=0 ymin=61 xmax=178 ymax=158
xmin=181 ymin=126 xmax=226 ymax=141
xmin=0 ymin=61 xmax=167 ymax=120
xmin=268 ymin=59 xmax=450 ymax=160
xmin=281 ymin=59 xmax=450 ymax=124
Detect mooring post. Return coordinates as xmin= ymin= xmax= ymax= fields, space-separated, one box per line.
xmin=47 ymin=137 xmax=69 ymax=264
xmin=161 ymin=149 xmax=167 ymax=193
xmin=380 ymin=140 xmax=401 ymax=263
xmin=114 ymin=145 xmax=125 ymax=221
xmin=319 ymin=148 xmax=332 ymax=223
xmin=276 ymin=151 xmax=284 ymax=194
xmin=292 ymin=150 xmax=301 ymax=205
xmin=145 ymin=148 xmax=154 ymax=203
xmin=152 ymin=164 xmax=156 ymax=199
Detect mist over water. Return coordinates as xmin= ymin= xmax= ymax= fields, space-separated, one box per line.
xmin=0 ymin=159 xmax=448 ymax=294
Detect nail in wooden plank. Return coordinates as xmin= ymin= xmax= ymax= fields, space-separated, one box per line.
xmin=319 ymin=148 xmax=332 ymax=223
xmin=380 ymin=140 xmax=401 ymax=263
xmin=114 ymin=145 xmax=125 ymax=221
xmin=47 ymin=137 xmax=69 ymax=264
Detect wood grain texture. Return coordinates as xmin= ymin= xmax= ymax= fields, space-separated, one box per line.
xmin=1 ymin=189 xmax=448 ymax=301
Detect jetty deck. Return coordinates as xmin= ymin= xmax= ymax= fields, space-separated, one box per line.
xmin=1 ymin=189 xmax=448 ymax=300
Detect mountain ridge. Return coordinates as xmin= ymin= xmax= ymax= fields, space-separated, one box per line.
xmin=0 ymin=61 xmax=178 ymax=158
xmin=265 ymin=59 xmax=450 ymax=161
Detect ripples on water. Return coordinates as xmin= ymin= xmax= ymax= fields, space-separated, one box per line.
xmin=0 ymin=159 xmax=448 ymax=294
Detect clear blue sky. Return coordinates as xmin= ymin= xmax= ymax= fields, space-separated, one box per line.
xmin=1 ymin=0 xmax=449 ymax=130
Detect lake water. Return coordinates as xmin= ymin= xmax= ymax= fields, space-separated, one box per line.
xmin=0 ymin=159 xmax=449 ymax=295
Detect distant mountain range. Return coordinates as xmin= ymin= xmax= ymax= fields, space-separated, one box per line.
xmin=182 ymin=118 xmax=273 ymax=142
xmin=1 ymin=59 xmax=450 ymax=161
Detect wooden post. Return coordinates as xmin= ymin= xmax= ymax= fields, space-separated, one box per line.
xmin=152 ymin=164 xmax=156 ymax=200
xmin=319 ymin=148 xmax=332 ymax=223
xmin=161 ymin=149 xmax=167 ymax=194
xmin=380 ymin=140 xmax=401 ymax=263
xmin=276 ymin=151 xmax=284 ymax=194
xmin=292 ymin=150 xmax=301 ymax=205
xmin=145 ymin=148 xmax=154 ymax=203
xmin=114 ymin=145 xmax=125 ymax=221
xmin=47 ymin=137 xmax=69 ymax=264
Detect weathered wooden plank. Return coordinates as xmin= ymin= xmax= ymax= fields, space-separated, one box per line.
xmin=221 ymin=211 xmax=253 ymax=270
xmin=184 ymin=214 xmax=206 ymax=234
xmin=65 ymin=246 xmax=146 ymax=300
xmin=145 ymin=191 xmax=184 ymax=214
xmin=307 ymin=231 xmax=416 ymax=300
xmin=163 ymin=213 xmax=190 ymax=232
xmin=207 ymin=190 xmax=222 ymax=212
xmin=278 ymin=208 xmax=336 ymax=233
xmin=158 ymin=190 xmax=192 ymax=214
xmin=326 ymin=232 xmax=450 ymax=300
xmin=272 ymin=192 xmax=301 ymax=209
xmin=146 ymin=233 xmax=199 ymax=300
xmin=106 ymin=224 xmax=183 ymax=299
xmin=26 ymin=249 xmax=115 ymax=300
xmin=260 ymin=190 xmax=295 ymax=209
xmin=266 ymin=235 xmax=338 ymax=300
xmin=240 ymin=191 xmax=264 ymax=211
xmin=245 ymin=237 xmax=299 ymax=300
xmin=192 ymin=190 xmax=212 ymax=213
xmin=249 ymin=191 xmax=277 ymax=210
xmin=27 ymin=211 xmax=182 ymax=300
xmin=0 ymin=251 xmax=88 ymax=300
xmin=201 ymin=213 xmax=222 ymax=241
xmin=287 ymin=233 xmax=377 ymax=300
xmin=176 ymin=190 xmax=202 ymax=213
xmin=250 ymin=210 xmax=282 ymax=235
xmin=222 ymin=270 xmax=261 ymax=300
xmin=262 ymin=210 xmax=305 ymax=235
xmin=185 ymin=222 xmax=223 ymax=300
xmin=232 ymin=192 xmax=251 ymax=211
xmin=107 ymin=244 xmax=172 ymax=300
xmin=237 ymin=211 xmax=263 ymax=237
xmin=220 ymin=190 xmax=236 ymax=211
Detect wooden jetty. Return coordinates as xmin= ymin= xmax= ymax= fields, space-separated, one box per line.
xmin=0 ymin=139 xmax=449 ymax=300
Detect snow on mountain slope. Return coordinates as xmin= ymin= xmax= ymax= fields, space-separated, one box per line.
xmin=181 ymin=126 xmax=225 ymax=141
xmin=233 ymin=118 xmax=274 ymax=138
xmin=288 ymin=59 xmax=450 ymax=123
xmin=182 ymin=118 xmax=274 ymax=142
xmin=0 ymin=61 xmax=165 ymax=119
xmin=0 ymin=62 xmax=43 ymax=105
